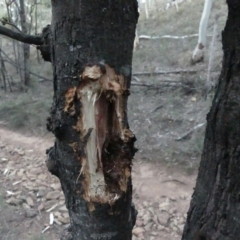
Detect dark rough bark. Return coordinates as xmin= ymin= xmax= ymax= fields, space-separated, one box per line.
xmin=182 ymin=1 xmax=240 ymax=239
xmin=46 ymin=1 xmax=138 ymax=239
xmin=37 ymin=25 xmax=51 ymax=62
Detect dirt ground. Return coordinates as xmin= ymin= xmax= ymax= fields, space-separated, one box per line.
xmin=0 ymin=128 xmax=196 ymax=240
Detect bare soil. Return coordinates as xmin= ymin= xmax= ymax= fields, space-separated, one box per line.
xmin=0 ymin=128 xmax=196 ymax=240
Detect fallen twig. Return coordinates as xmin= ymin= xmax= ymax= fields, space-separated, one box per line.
xmin=138 ymin=34 xmax=212 ymax=40
xmin=161 ymin=179 xmax=186 ymax=185
xmin=175 ymin=123 xmax=206 ymax=141
xmin=139 ymin=34 xmax=198 ymax=40
xmin=131 ymin=81 xmax=181 ymax=88
xmin=130 ymin=79 xmax=195 ymax=90
xmin=132 ymin=69 xmax=198 ymax=76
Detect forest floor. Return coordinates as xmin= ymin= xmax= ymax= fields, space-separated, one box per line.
xmin=0 ymin=128 xmax=196 ymax=240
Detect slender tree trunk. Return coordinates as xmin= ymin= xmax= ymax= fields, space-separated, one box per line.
xmin=5 ymin=2 xmax=19 ymax=74
xmin=0 ymin=54 xmax=7 ymax=92
xmin=182 ymin=1 xmax=240 ymax=239
xmin=203 ymin=14 xmax=219 ymax=96
xmin=19 ymin=0 xmax=30 ymax=86
xmin=46 ymin=1 xmax=138 ymax=239
xmin=34 ymin=0 xmax=41 ymax=63
xmin=191 ymin=0 xmax=212 ymax=64
xmin=16 ymin=40 xmax=24 ymax=83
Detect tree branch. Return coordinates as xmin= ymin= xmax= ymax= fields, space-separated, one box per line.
xmin=0 ymin=25 xmax=43 ymax=45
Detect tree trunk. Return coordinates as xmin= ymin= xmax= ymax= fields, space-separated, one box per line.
xmin=191 ymin=0 xmax=212 ymax=64
xmin=5 ymin=2 xmax=19 ymax=74
xmin=19 ymin=0 xmax=30 ymax=86
xmin=182 ymin=1 xmax=240 ymax=239
xmin=46 ymin=1 xmax=138 ymax=239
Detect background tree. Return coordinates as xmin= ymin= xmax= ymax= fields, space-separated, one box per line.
xmin=0 ymin=0 xmax=139 ymax=239
xmin=182 ymin=0 xmax=240 ymax=239
xmin=191 ymin=0 xmax=213 ymax=64
xmin=1 ymin=0 xmax=43 ymax=89
xmin=18 ymin=0 xmax=30 ymax=86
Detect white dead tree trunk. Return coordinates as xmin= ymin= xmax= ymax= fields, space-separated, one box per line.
xmin=191 ymin=0 xmax=213 ymax=64
xmin=134 ymin=29 xmax=140 ymax=51
xmin=138 ymin=0 xmax=149 ymax=19
xmin=134 ymin=2 xmax=141 ymax=51
xmin=144 ymin=0 xmax=149 ymax=19
xmin=203 ymin=14 xmax=219 ymax=96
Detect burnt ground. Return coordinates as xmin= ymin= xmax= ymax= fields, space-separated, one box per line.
xmin=0 ymin=128 xmax=196 ymax=240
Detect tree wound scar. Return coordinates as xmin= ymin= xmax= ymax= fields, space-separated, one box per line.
xmin=66 ymin=64 xmax=135 ymax=205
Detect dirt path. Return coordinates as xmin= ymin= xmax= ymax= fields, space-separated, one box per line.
xmin=0 ymin=128 xmax=196 ymax=240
